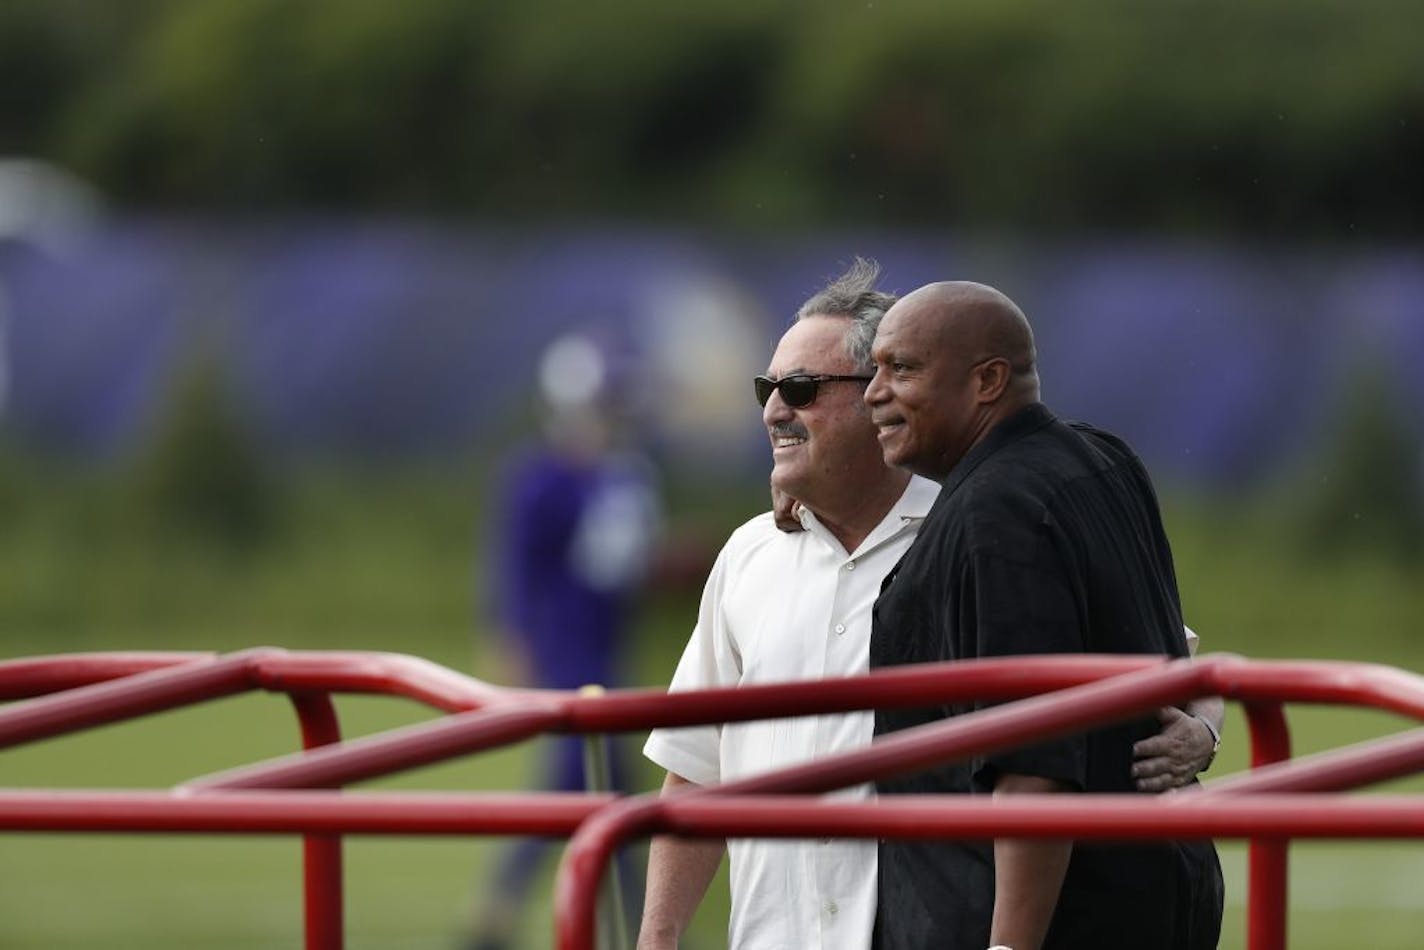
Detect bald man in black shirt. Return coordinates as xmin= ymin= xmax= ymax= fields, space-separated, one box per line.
xmin=864 ymin=282 xmax=1224 ymax=950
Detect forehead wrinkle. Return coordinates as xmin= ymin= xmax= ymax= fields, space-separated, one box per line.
xmin=768 ymin=353 xmax=854 ymax=377
xmin=870 ymin=325 xmax=907 ymax=362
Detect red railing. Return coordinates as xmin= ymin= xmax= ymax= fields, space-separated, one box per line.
xmin=2 ymin=649 xmax=1423 ymax=950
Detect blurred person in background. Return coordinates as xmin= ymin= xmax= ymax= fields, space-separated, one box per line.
xmin=865 ymin=281 xmax=1224 ymax=949
xmin=638 ymin=261 xmax=1221 ymax=950
xmin=468 ymin=333 xmax=661 ymax=950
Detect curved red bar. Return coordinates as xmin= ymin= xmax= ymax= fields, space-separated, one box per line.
xmin=5 ymin=649 xmax=1424 ymax=950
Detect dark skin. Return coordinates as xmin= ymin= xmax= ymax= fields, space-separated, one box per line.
xmin=771 ymin=294 xmax=1221 ymax=786
xmin=864 ymin=283 xmax=1039 ymax=482
xmin=863 ymin=282 xmax=1220 ymax=949
xmin=861 ymin=284 xmax=1070 ymax=948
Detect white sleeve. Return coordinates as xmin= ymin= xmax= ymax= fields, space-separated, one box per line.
xmin=643 ymin=538 xmax=743 ymax=787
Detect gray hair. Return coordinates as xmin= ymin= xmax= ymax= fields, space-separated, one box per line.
xmin=794 ymin=257 xmax=897 ymax=373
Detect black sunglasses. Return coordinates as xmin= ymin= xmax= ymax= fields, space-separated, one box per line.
xmin=754 ymin=373 xmax=874 ymax=408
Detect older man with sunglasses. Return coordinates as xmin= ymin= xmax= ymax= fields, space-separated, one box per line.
xmin=638 ymin=261 xmax=1220 ymax=950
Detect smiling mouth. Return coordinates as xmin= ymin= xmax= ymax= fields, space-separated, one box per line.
xmin=773 ymin=435 xmax=807 ymax=449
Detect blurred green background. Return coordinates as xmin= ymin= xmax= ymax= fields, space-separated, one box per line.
xmin=3 ymin=0 xmax=1421 ymax=233
xmin=3 ymin=0 xmax=1424 ymax=947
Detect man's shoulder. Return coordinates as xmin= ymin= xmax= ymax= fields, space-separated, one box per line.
xmin=953 ymin=417 xmax=1159 ymax=542
xmin=939 ymin=435 xmax=1068 ymax=543
xmin=719 ymin=510 xmax=800 ymax=558
xmin=1064 ymin=418 xmax=1142 ymax=461
xmin=969 ymin=413 xmax=1122 ymax=492
xmin=729 ymin=508 xmax=779 ymax=536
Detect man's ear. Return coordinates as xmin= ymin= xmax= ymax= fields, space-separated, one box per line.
xmin=973 ymin=357 xmax=1013 ymax=403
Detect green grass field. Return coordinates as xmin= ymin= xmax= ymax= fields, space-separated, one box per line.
xmin=2 ymin=463 xmax=1422 ymax=947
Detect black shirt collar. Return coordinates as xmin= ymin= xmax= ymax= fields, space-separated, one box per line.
xmin=938 ymin=402 xmax=1057 ymax=499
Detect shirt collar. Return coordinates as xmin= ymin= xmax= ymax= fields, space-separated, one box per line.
xmin=938 ymin=402 xmax=1056 ymax=502
xmin=895 ymin=474 xmax=941 ymax=521
xmin=800 ymin=474 xmax=940 ymax=558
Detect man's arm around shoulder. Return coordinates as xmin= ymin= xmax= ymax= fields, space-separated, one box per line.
xmin=638 ymin=772 xmax=725 ymax=949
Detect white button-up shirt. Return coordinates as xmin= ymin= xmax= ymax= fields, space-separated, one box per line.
xmin=645 ymin=476 xmax=941 ymax=950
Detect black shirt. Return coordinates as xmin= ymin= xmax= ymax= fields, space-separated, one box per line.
xmin=870 ymin=403 xmax=1222 ymax=950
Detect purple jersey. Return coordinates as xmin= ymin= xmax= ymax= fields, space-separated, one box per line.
xmin=493 ymin=447 xmax=658 ymax=689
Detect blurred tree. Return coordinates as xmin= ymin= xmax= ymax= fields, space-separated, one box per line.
xmin=0 ymin=0 xmax=175 ymax=153
xmin=128 ymin=353 xmax=277 ymax=552
xmin=2 ymin=0 xmax=1420 ymax=234
xmin=1297 ymin=357 xmax=1424 ymax=563
xmin=0 ymin=448 xmax=14 ymax=522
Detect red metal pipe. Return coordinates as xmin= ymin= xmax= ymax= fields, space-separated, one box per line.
xmin=698 ymin=659 xmax=1206 ymax=799
xmin=1197 ymin=720 xmax=1424 ymax=950
xmin=0 ymin=788 xmax=1418 ymax=838
xmin=9 ymin=651 xmax=1424 ymax=756
xmin=185 ymin=701 xmax=568 ymax=791
xmin=553 ymin=660 xmax=1206 ymax=950
xmin=0 ymin=649 xmax=284 ymax=749
xmin=184 ymin=656 xmax=1192 ymax=794
xmin=179 ymin=653 xmax=1424 ymax=801
xmin=1200 ymin=657 xmax=1424 ymax=721
xmin=563 ymin=655 xmax=1165 ymax=731
xmin=0 ymin=652 xmax=210 ymax=700
xmin=0 ymin=790 xmax=612 ymax=833
xmin=288 ymin=693 xmax=345 ymax=950
xmin=9 ymin=648 xmax=1424 ymax=950
xmin=1239 ymin=701 xmax=1293 ymax=950
xmin=248 ymin=651 xmax=511 ymax=714
xmin=151 ymin=653 xmax=1424 ymax=813
xmin=8 ymin=652 xmax=1424 ymax=737
xmin=553 ymin=793 xmax=1424 ymax=950
xmin=1204 ymin=724 xmax=1424 ymax=796
xmin=555 ymin=798 xmax=661 ymax=950
xmin=555 ymin=655 xmax=1424 ymax=736
xmin=8 ymin=646 xmax=1424 ymax=950
xmin=652 ymin=794 xmax=1424 ymax=838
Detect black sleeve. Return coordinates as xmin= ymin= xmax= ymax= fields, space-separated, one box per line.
xmin=955 ymin=543 xmax=1088 ymax=792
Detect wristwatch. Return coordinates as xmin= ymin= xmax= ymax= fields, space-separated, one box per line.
xmin=1192 ymin=712 xmax=1222 ymax=771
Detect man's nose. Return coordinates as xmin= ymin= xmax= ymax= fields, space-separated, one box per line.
xmin=762 ymin=390 xmax=793 ymax=425
xmin=864 ymin=368 xmax=888 ymax=407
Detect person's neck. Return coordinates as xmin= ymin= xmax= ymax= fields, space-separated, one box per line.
xmin=807 ymin=469 xmax=913 ymax=554
xmin=962 ymin=396 xmax=1039 ymax=464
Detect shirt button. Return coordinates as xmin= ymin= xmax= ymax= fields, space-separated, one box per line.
xmin=845 ymin=561 xmax=856 ymax=571
xmin=826 ymin=901 xmax=839 ymax=916
xmin=834 ymin=623 xmax=846 ymax=635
